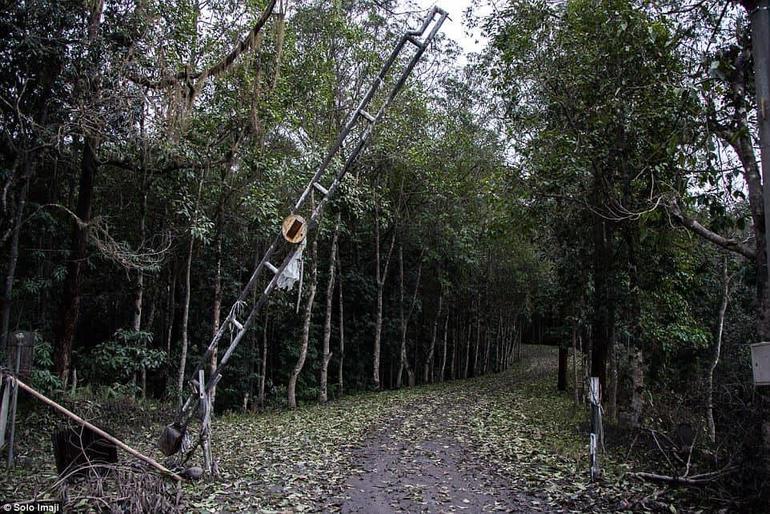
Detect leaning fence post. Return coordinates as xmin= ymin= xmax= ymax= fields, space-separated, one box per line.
xmin=589 ymin=376 xmax=602 ymax=481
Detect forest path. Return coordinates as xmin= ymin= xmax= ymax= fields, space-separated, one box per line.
xmin=189 ymin=345 xmax=578 ymax=513
xmin=3 ymin=347 xmax=563 ymax=514
xmin=1 ymin=347 xmax=704 ymax=513
xmin=338 ymin=373 xmax=540 ymax=513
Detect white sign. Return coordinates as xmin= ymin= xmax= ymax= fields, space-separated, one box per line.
xmin=750 ymin=342 xmax=770 ymax=386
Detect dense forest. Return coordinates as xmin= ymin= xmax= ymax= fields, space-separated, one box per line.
xmin=2 ymin=0 xmax=770 ymax=511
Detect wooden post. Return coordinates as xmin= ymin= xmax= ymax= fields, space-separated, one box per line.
xmin=198 ymin=370 xmax=210 ymax=474
xmin=589 ymin=376 xmax=602 ymax=481
xmin=0 ymin=377 xmax=9 ymax=448
xmin=7 ymin=345 xmax=21 ymax=468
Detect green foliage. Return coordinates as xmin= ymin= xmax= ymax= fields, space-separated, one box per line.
xmin=85 ymin=330 xmax=166 ymax=385
xmin=30 ymin=341 xmax=64 ymax=394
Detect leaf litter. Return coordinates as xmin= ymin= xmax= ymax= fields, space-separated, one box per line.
xmin=1 ymin=346 xmax=712 ymax=513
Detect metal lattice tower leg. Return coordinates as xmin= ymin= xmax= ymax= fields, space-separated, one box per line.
xmin=163 ymin=5 xmax=448 ymax=466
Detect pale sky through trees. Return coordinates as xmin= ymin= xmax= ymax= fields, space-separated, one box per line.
xmin=414 ymin=0 xmax=491 ymax=59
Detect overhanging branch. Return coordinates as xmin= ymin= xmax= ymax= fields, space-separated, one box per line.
xmin=130 ymin=0 xmax=278 ymax=89
xmin=667 ymin=200 xmax=755 ymax=260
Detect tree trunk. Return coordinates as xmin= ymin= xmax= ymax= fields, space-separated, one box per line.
xmin=572 ymin=324 xmax=579 ymax=406
xmin=372 ymin=200 xmax=395 ymax=390
xmin=319 ymin=215 xmax=340 ymax=403
xmin=397 ymin=246 xmax=422 ymax=388
xmin=288 ymin=233 xmax=318 ymax=409
xmin=450 ymin=325 xmax=457 ymax=380
xmin=424 ymin=291 xmax=443 ymax=384
xmin=176 ymin=234 xmax=194 ymax=401
xmin=473 ymin=312 xmax=481 ymax=377
xmin=591 ymin=210 xmax=613 ymax=395
xmin=131 ymin=192 xmax=147 ymax=332
xmin=337 ymin=241 xmax=345 ymax=397
xmin=259 ymin=308 xmax=268 ymax=410
xmin=397 ymin=246 xmax=406 ymax=389
xmin=708 ymin=259 xmax=731 ymax=443
xmin=747 ymin=0 xmax=770 ymax=341
xmin=557 ymin=345 xmax=568 ymax=391
xmin=53 ymin=0 xmax=103 ymax=385
xmin=165 ymin=262 xmax=177 ymax=358
xmin=439 ymin=312 xmax=449 ymax=382
xmin=463 ymin=322 xmax=471 ymax=379
xmin=209 ymin=191 xmax=226 ymax=406
xmin=146 ymin=282 xmax=158 ymax=331
xmin=54 ymin=136 xmax=99 ymax=384
xmin=1 ymin=159 xmax=30 ymax=347
xmin=609 ymin=335 xmax=618 ymax=423
xmin=132 ymin=189 xmax=147 ymax=399
xmin=372 ymin=207 xmax=396 ymax=389
xmin=629 ymin=348 xmax=644 ymax=429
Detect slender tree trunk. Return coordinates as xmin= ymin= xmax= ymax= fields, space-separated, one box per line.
xmin=473 ymin=313 xmax=481 ymax=377
xmin=132 ymin=271 xmax=143 ymax=330
xmin=463 ymin=322 xmax=471 ymax=379
xmin=132 ymin=189 xmax=147 ymax=399
xmin=54 ymin=136 xmax=99 ymax=384
xmin=397 ymin=246 xmax=422 ymax=388
xmin=494 ymin=323 xmax=500 ymax=372
xmin=165 ymin=263 xmax=177 ymax=358
xmin=244 ymin=314 xmax=257 ymax=412
xmin=146 ymin=283 xmax=158 ymax=331
xmin=176 ymin=234 xmax=194 ymax=401
xmin=609 ymin=334 xmax=618 ymax=422
xmin=708 ymin=258 xmax=731 ymax=443
xmin=583 ymin=332 xmax=590 ymax=405
xmin=372 ymin=201 xmax=395 ymax=390
xmin=337 ymin=241 xmax=345 ymax=397
xmin=1 ymin=160 xmax=29 ymax=347
xmin=485 ymin=319 xmax=494 ymax=373
xmin=319 ymin=215 xmax=340 ymax=403
xmin=573 ymin=324 xmax=579 ymax=406
xmin=131 ymin=190 xmax=147 ymax=332
xmin=558 ymin=345 xmax=568 ymax=391
xmin=397 ymin=246 xmax=406 ymax=388
xmin=209 ymin=192 xmax=226 ymax=406
xmin=259 ymin=309 xmax=268 ymax=409
xmin=288 ymin=233 xmax=319 ymax=409
xmin=424 ymin=292 xmax=442 ymax=383
xmin=439 ymin=312 xmax=449 ymax=382
xmin=450 ymin=325 xmax=457 ymax=380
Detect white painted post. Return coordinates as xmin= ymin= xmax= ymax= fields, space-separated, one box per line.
xmin=198 ymin=369 xmax=212 ymax=475
xmin=589 ymin=376 xmax=601 ymax=481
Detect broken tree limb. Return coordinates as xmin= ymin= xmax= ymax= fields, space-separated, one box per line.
xmin=4 ymin=373 xmax=182 ymax=482
xmin=630 ymin=465 xmax=738 ymax=487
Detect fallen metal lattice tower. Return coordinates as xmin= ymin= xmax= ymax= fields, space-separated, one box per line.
xmin=160 ymin=5 xmax=448 ymax=474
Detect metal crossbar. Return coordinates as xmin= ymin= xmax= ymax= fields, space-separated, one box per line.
xmin=172 ymin=5 xmax=447 ymax=448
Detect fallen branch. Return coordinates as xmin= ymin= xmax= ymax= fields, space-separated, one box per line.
xmin=631 ymin=465 xmax=738 ymax=487
xmin=3 ymin=373 xmax=182 ymax=482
